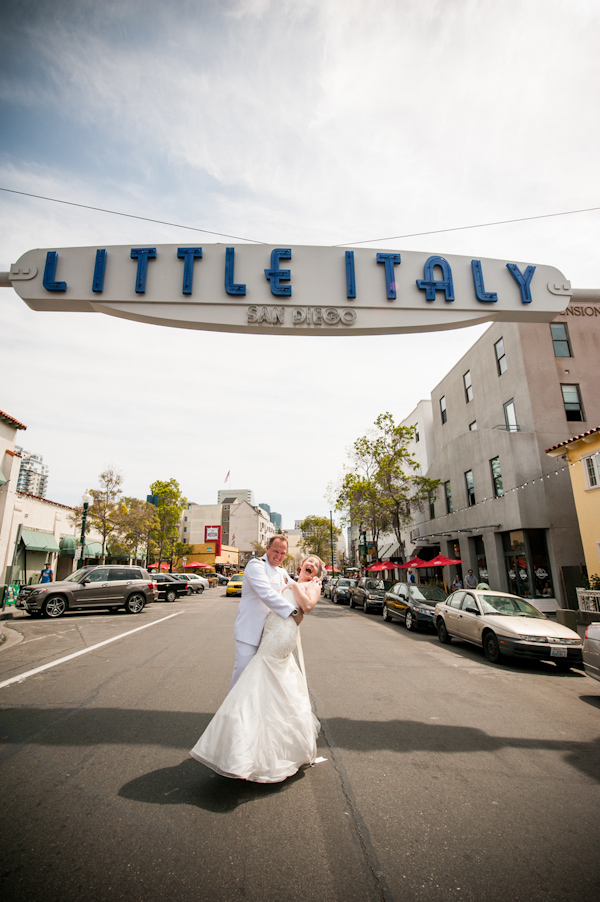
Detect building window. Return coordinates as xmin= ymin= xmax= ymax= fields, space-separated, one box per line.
xmin=415 ymin=427 xmax=420 ymax=443
xmin=428 ymin=491 xmax=435 ymax=519
xmin=440 ymin=396 xmax=447 ymax=424
xmin=504 ymin=399 xmax=518 ymax=432
xmin=583 ymin=453 xmax=600 ymax=489
xmin=490 ymin=456 xmax=504 ymax=497
xmin=183 ymin=526 xmax=188 ymax=533
xmin=444 ymin=481 xmax=453 ymax=513
xmin=495 ymin=338 xmax=507 ymax=375
xmin=465 ymin=470 xmax=475 ymax=506
xmin=561 ymin=384 xmax=585 ymax=422
xmin=469 ymin=420 xmax=478 ymax=431
xmin=502 ymin=529 xmax=554 ymax=599
xmin=550 ymin=323 xmax=572 ymax=357
xmin=463 ymin=370 xmax=473 ymax=403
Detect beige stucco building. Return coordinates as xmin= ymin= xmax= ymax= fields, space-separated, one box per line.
xmin=396 ymin=298 xmax=600 ymax=609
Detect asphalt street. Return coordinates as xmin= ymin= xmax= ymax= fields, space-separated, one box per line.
xmin=1 ymin=588 xmax=599 ymax=902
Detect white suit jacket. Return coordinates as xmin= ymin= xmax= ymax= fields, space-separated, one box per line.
xmin=233 ymin=555 xmax=296 ymax=646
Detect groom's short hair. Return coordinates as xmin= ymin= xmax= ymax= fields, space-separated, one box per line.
xmin=266 ymin=534 xmax=288 ymax=550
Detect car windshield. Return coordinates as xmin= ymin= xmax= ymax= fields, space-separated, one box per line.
xmin=365 ymin=579 xmax=384 ymax=590
xmin=337 ymin=579 xmax=351 ymax=587
xmin=64 ymin=569 xmax=89 ymax=583
xmin=411 ymin=585 xmax=446 ymax=603
xmin=480 ymin=594 xmax=547 ymax=619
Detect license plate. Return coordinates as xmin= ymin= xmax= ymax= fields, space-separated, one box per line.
xmin=550 ymin=646 xmax=567 ymax=657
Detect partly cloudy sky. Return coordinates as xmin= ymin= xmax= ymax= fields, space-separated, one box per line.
xmin=1 ymin=0 xmax=599 ymax=526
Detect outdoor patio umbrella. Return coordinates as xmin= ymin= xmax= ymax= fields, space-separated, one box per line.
xmin=425 ymin=553 xmax=465 ymax=592
xmin=365 ymin=561 xmax=389 ymax=571
xmin=325 ymin=563 xmax=341 ymax=572
xmin=398 ymin=557 xmax=429 ymax=569
xmin=182 ymin=561 xmax=210 ymax=569
xmin=148 ymin=562 xmax=169 ymax=570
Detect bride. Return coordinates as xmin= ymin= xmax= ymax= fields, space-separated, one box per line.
xmin=190 ymin=554 xmax=324 ymax=783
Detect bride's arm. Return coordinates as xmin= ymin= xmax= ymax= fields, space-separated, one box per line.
xmin=285 ymin=578 xmax=321 ymax=613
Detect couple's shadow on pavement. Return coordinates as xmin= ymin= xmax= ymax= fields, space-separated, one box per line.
xmin=119 ymin=757 xmax=305 ymax=813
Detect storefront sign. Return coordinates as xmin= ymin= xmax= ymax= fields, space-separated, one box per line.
xmin=5 ymin=244 xmax=572 ymax=335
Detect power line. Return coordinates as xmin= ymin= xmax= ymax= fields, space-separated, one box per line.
xmin=336 ymin=205 xmax=600 ymax=247
xmin=0 ymin=187 xmax=265 ymax=244
xmin=2 ymin=185 xmax=599 ymax=249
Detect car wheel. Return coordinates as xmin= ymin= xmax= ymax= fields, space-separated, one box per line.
xmin=483 ymin=630 xmax=503 ymax=664
xmin=363 ymin=599 xmax=369 ymax=613
xmin=125 ymin=593 xmax=145 ymax=614
xmin=436 ymin=618 xmax=451 ymax=644
xmin=405 ymin=610 xmax=416 ymax=631
xmin=382 ymin=606 xmax=392 ymax=622
xmin=165 ymin=589 xmax=177 ymax=603
xmin=43 ymin=596 xmax=66 ymax=618
xmin=198 ymin=586 xmax=204 ymax=594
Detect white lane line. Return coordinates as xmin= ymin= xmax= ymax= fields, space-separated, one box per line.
xmin=0 ymin=611 xmax=184 ymax=690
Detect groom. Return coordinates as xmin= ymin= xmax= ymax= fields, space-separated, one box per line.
xmin=229 ymin=535 xmax=303 ymax=691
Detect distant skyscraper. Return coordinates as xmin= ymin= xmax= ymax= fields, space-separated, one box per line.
xmin=15 ymin=446 xmax=49 ymax=497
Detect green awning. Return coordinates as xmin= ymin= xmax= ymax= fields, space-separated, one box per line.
xmin=59 ymin=536 xmax=77 ymax=557
xmin=85 ymin=541 xmax=103 ymax=557
xmin=20 ymin=528 xmax=60 ymax=553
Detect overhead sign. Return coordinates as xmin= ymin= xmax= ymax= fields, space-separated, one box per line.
xmin=5 ymin=244 xmax=572 ymax=335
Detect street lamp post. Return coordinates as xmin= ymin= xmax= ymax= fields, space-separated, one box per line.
xmin=78 ymin=492 xmax=93 ymax=570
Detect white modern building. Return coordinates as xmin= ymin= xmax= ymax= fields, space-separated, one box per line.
xmin=15 ymin=446 xmax=49 ymax=497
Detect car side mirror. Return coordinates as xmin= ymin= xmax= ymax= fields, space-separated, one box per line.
xmin=465 ymin=605 xmax=479 ymax=615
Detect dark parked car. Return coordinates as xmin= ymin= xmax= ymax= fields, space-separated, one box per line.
xmin=16 ymin=564 xmax=156 ymax=618
xmin=152 ymin=572 xmax=189 ymax=603
xmin=383 ymin=583 xmax=447 ymax=630
xmin=331 ymin=577 xmax=357 ymax=604
xmin=434 ymin=589 xmax=583 ymax=668
xmin=349 ymin=577 xmax=386 ymax=613
xmin=171 ymin=573 xmax=204 ymax=594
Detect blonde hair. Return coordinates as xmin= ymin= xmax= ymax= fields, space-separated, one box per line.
xmin=300 ymin=554 xmax=325 ymax=579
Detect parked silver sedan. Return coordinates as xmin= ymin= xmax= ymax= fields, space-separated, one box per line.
xmin=583 ymin=622 xmax=600 ymax=682
xmin=434 ymin=589 xmax=583 ymax=670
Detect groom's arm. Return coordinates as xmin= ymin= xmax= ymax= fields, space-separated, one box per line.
xmin=243 ymin=559 xmax=298 ymax=619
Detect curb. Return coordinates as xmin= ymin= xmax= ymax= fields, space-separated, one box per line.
xmin=0 ymin=626 xmax=24 ymax=651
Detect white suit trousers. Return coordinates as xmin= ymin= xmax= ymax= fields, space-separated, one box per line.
xmin=229 ymin=639 xmax=259 ymax=693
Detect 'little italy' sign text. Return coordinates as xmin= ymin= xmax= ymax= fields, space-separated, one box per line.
xmin=5 ymin=244 xmax=572 ymax=335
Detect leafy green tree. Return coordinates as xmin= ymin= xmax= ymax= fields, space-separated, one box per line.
xmin=149 ymin=478 xmax=187 ymax=565
xmin=113 ymin=497 xmax=159 ymax=564
xmin=334 ymin=413 xmax=441 ymax=561
xmin=298 ymin=515 xmax=341 ymax=565
xmin=87 ymin=467 xmax=124 ymax=564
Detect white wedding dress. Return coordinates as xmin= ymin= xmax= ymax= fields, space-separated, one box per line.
xmin=190 ymin=600 xmax=320 ymax=783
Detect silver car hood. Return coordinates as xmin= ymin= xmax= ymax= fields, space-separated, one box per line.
xmin=483 ymin=614 xmax=580 ymax=641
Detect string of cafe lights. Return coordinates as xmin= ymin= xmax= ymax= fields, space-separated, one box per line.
xmin=437 ymin=459 xmax=576 ymax=519
xmin=1 ymin=186 xmax=599 ymax=248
